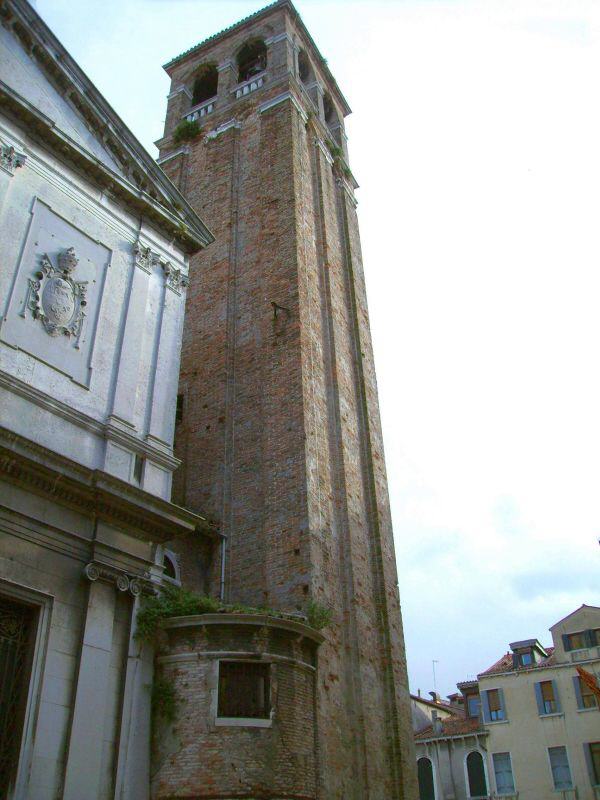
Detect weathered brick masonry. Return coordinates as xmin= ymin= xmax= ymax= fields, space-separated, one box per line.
xmin=154 ymin=615 xmax=322 ymax=800
xmin=156 ymin=1 xmax=417 ymax=798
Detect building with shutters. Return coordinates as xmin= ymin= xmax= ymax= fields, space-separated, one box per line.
xmin=415 ymin=605 xmax=600 ymax=800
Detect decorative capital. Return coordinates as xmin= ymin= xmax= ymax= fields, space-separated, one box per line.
xmin=83 ymin=561 xmax=150 ymax=596
xmin=1 ymin=143 xmax=27 ymax=176
xmin=133 ymin=239 xmax=156 ymax=273
xmin=134 ymin=240 xmax=188 ymax=293
xmin=162 ymin=261 xmax=189 ymax=294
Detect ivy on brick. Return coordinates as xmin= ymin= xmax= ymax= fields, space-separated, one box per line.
xmin=135 ymin=584 xmax=331 ymax=641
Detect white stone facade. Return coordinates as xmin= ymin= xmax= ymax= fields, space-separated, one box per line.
xmin=0 ymin=2 xmax=213 ymax=798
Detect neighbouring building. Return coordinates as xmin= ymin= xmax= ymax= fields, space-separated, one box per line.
xmin=415 ymin=605 xmax=600 ymax=800
xmin=0 ymin=1 xmax=213 ymax=798
xmin=154 ymin=0 xmax=417 ymax=797
xmin=411 ymin=691 xmax=461 ymax=734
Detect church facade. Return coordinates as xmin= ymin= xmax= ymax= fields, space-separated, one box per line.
xmin=0 ymin=1 xmax=213 ymax=798
xmin=0 ymin=1 xmax=417 ymax=798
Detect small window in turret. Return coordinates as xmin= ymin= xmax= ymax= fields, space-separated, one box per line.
xmin=191 ymin=64 xmax=218 ymax=106
xmin=237 ymin=39 xmax=267 ymax=83
xmin=218 ymin=661 xmax=271 ymax=719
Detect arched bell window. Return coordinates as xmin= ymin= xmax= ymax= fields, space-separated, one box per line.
xmin=466 ymin=751 xmax=488 ymax=798
xmin=191 ymin=63 xmax=218 ymax=106
xmin=298 ymin=49 xmax=314 ymax=84
xmin=237 ymin=39 xmax=267 ymax=83
xmin=323 ymin=92 xmax=342 ymax=145
xmin=417 ymin=757 xmax=436 ymax=800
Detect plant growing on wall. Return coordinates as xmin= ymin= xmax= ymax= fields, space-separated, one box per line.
xmin=172 ymin=119 xmax=203 ymax=145
xmin=306 ymin=600 xmax=333 ymax=630
xmin=135 ymin=584 xmax=333 ymax=641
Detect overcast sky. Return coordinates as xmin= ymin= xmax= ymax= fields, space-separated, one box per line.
xmin=35 ymin=0 xmax=600 ymax=698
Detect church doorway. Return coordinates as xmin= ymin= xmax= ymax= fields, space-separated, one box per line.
xmin=0 ymin=595 xmax=37 ymax=798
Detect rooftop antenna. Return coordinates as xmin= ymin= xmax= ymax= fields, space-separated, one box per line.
xmin=432 ymin=659 xmax=439 ymax=695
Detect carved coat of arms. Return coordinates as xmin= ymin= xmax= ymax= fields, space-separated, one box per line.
xmin=22 ymin=248 xmax=88 ymax=346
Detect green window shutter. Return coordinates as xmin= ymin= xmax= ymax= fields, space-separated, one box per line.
xmin=583 ymin=743 xmax=593 ymax=785
xmin=562 ymin=634 xmax=571 ymax=651
xmin=572 ymin=675 xmax=584 ymax=709
xmin=481 ymin=690 xmax=491 ymax=723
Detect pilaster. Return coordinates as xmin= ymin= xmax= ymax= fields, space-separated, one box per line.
xmin=63 ymin=579 xmax=118 ymax=800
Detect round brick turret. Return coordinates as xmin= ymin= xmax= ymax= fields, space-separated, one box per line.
xmin=151 ymin=613 xmax=324 ymax=799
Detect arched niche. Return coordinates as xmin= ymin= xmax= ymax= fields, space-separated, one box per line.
xmin=466 ymin=751 xmax=488 ymax=798
xmin=417 ymin=757 xmax=436 ymax=800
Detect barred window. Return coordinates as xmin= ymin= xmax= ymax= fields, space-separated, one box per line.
xmin=217 ymin=661 xmax=271 ymax=719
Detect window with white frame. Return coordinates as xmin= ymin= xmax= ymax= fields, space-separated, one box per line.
xmin=548 ymin=746 xmax=573 ymax=790
xmin=162 ymin=550 xmax=181 ymax=585
xmin=585 ymin=741 xmax=600 ymax=786
xmin=482 ymin=687 xmax=506 ymax=722
xmin=573 ymin=674 xmax=599 ymax=710
xmin=467 ymin=694 xmax=481 ymax=719
xmin=217 ymin=661 xmax=271 ymax=720
xmin=493 ymin=752 xmax=515 ymax=795
xmin=535 ymin=679 xmax=560 ymax=715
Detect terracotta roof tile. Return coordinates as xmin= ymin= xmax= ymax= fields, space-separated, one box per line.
xmin=479 ymin=647 xmax=556 ymax=677
xmin=415 ymin=715 xmax=484 ymax=740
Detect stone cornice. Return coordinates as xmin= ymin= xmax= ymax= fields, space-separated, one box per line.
xmin=0 ymin=371 xmax=180 ymax=470
xmin=0 ymin=0 xmax=214 ymax=253
xmin=0 ymin=79 xmax=208 ymax=254
xmin=162 ymin=612 xmax=325 ymax=645
xmin=0 ymin=425 xmax=217 ymax=541
xmin=258 ymin=91 xmax=307 ymax=123
xmin=156 ymin=146 xmax=189 ymax=166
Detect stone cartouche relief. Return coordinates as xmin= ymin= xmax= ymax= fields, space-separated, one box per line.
xmin=134 ymin=239 xmax=189 ymax=294
xmin=21 ymin=247 xmax=87 ymax=347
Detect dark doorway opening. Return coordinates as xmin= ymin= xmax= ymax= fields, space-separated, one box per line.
xmin=0 ymin=596 xmax=37 ymax=798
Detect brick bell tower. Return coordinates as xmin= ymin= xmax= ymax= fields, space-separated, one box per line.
xmin=156 ymin=1 xmax=417 ymax=798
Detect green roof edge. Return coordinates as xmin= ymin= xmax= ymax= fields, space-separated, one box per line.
xmin=162 ymin=0 xmax=351 ymax=116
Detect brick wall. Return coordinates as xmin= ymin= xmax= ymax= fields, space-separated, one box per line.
xmin=157 ymin=4 xmax=417 ymax=798
xmin=151 ymin=618 xmax=319 ymax=799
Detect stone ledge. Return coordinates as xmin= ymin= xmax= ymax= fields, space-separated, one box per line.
xmin=162 ymin=612 xmax=325 ymax=645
